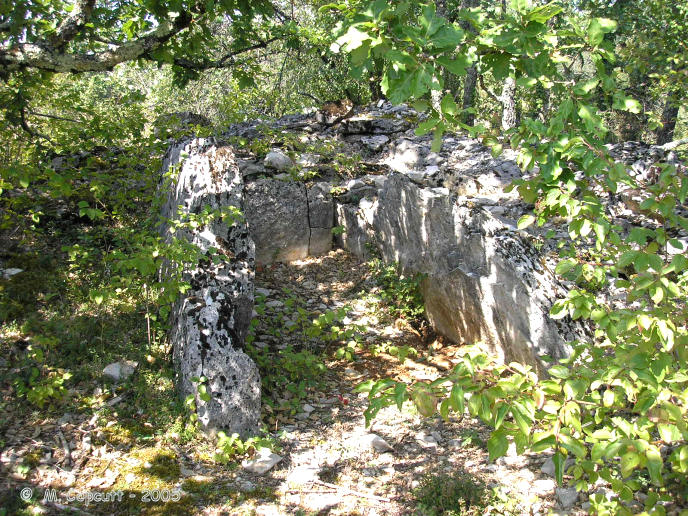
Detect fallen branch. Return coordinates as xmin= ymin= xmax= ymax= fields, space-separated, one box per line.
xmin=56 ymin=429 xmax=72 ymax=466
xmin=312 ymin=480 xmax=390 ymax=502
xmin=660 ymin=137 xmax=688 ymax=151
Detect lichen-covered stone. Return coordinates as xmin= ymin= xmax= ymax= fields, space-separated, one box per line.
xmin=336 ymin=174 xmax=581 ymax=372
xmin=160 ymin=138 xmax=260 ymax=437
xmin=244 ymin=179 xmax=310 ymax=264
xmin=244 ymin=179 xmax=334 ymax=264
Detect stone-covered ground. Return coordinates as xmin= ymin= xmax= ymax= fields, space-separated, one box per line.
xmin=2 ymin=249 xmax=590 ymax=515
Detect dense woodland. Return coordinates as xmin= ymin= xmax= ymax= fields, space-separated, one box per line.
xmin=1 ymin=0 xmax=688 ymax=514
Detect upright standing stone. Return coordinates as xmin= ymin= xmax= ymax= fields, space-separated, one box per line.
xmin=160 ymin=138 xmax=260 ymax=437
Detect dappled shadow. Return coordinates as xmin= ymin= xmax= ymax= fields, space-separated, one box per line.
xmin=364 ymin=174 xmax=575 ymax=373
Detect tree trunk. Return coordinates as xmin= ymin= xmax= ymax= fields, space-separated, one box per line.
xmin=459 ymin=0 xmax=479 ymax=125
xmin=462 ymin=67 xmax=478 ymax=126
xmin=656 ymin=94 xmax=680 ymax=145
xmin=500 ymin=76 xmax=517 ymax=130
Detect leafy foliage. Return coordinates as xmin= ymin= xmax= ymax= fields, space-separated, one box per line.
xmin=335 ymin=0 xmax=688 ymax=512
xmin=369 ymin=257 xmax=426 ymax=322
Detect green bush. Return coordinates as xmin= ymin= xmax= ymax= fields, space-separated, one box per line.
xmin=369 ymin=257 xmax=426 ymax=322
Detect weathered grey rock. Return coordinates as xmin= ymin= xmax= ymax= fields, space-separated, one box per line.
xmin=336 ymin=174 xmax=579 ymax=371
xmin=242 ymin=448 xmax=283 ymax=474
xmin=341 ymin=116 xmax=412 ymax=135
xmin=244 ymin=179 xmax=333 ymax=264
xmin=307 ymin=182 xmax=334 ymax=255
xmin=297 ymin=153 xmax=320 ymax=168
xmin=307 ymin=182 xmax=334 ymax=228
xmin=238 ymin=159 xmax=266 ymax=178
xmin=245 ymin=179 xmax=310 ymax=264
xmin=0 ymin=268 xmax=23 ymax=279
xmin=556 ymin=487 xmax=579 ymax=509
xmin=102 ymin=360 xmax=137 ymax=382
xmin=541 ymin=456 xmax=575 ymax=477
xmin=264 ymin=150 xmax=293 ymax=171
xmin=361 ymin=135 xmax=390 ymax=152
xmin=308 ymin=228 xmax=332 ymax=256
xmin=160 ymin=139 xmax=260 ymax=437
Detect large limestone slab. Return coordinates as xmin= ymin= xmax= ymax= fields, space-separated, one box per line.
xmin=244 ymin=179 xmax=310 ymax=264
xmin=244 ymin=179 xmax=334 ymax=264
xmin=336 ymin=174 xmax=579 ymax=371
xmin=160 ymin=138 xmax=260 ymax=437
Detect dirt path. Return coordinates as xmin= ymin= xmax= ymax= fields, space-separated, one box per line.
xmin=242 ymin=250 xmax=568 ymax=515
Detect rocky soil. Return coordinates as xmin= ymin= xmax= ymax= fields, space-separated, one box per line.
xmin=2 ymin=249 xmax=594 ymax=515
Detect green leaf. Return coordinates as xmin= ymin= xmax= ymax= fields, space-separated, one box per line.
xmin=555 ymin=258 xmax=577 ymax=275
xmin=394 ymin=382 xmax=408 ymax=410
xmin=334 ymin=25 xmax=371 ymax=51
xmin=548 ymin=365 xmax=570 ymax=379
xmin=645 ymin=446 xmax=663 ymax=485
xmin=431 ymin=126 xmax=445 ymax=152
xmin=440 ymin=93 xmax=458 ymax=116
xmin=532 ymin=434 xmax=556 ymax=452
xmin=573 ymin=78 xmax=599 ymax=95
xmin=658 ymin=424 xmax=681 ymax=444
xmin=431 ymin=25 xmax=464 ymax=48
xmin=487 ymin=429 xmax=509 ymax=461
xmin=450 ymin=384 xmax=465 ymax=414
xmin=525 ymin=2 xmax=563 ymax=23
xmin=437 ymin=55 xmax=471 ymax=76
xmin=415 ymin=117 xmax=439 ymax=136
xmin=621 ymin=451 xmax=640 ymax=477
xmin=483 ymin=53 xmax=511 ymax=81
xmin=612 ymin=93 xmax=642 ymax=114
xmin=517 ymin=214 xmax=535 ymax=229
xmin=509 ymin=0 xmax=532 ymax=14
xmin=552 ymin=450 xmax=565 ymax=484
xmin=587 ymin=18 xmax=617 ymax=46
xmin=560 ymin=434 xmax=586 ymax=459
xmin=411 ymin=386 xmax=437 ymax=417
xmin=603 ymin=389 xmax=615 ymax=407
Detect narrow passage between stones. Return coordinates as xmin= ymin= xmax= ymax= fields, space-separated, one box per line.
xmin=238 ymin=249 xmax=572 ymax=515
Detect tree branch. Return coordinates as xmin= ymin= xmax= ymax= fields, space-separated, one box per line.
xmin=171 ymin=35 xmax=281 ymax=70
xmin=478 ymin=75 xmax=501 ymax=104
xmin=18 ymin=103 xmax=54 ymax=145
xmin=0 ymin=11 xmax=194 ymax=74
xmin=28 ymin=109 xmax=84 ymax=124
xmin=50 ymin=0 xmax=96 ymax=50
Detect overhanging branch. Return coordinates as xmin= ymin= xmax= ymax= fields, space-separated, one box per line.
xmin=172 ymin=36 xmax=281 ymax=70
xmin=0 ymin=11 xmax=194 ymax=74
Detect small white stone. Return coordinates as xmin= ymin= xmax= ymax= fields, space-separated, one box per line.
xmin=264 ymin=151 xmax=293 ymax=171
xmin=363 ymin=434 xmax=394 ymax=453
xmin=102 ymin=360 xmax=137 ymax=382
xmin=532 ymin=478 xmax=556 ymax=496
xmin=415 ymin=431 xmax=438 ymax=448
xmin=242 ymin=448 xmax=282 ymax=474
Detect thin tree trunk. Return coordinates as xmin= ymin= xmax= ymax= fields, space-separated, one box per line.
xmin=460 ymin=0 xmax=479 ymax=125
xmin=500 ymin=76 xmax=517 ymax=130
xmin=656 ymin=94 xmax=680 ymax=145
xmin=462 ymin=68 xmax=478 ymax=125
